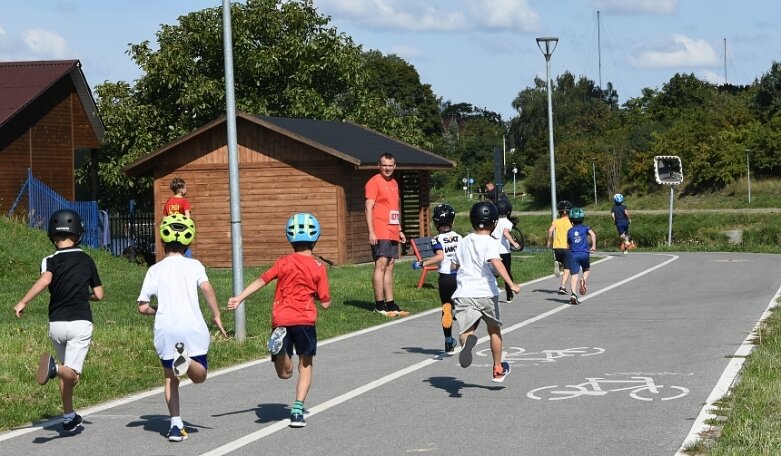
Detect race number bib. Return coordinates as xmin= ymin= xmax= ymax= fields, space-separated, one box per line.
xmin=389 ymin=210 xmax=400 ymax=225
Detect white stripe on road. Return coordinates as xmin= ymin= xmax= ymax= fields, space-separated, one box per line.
xmin=201 ymin=253 xmax=678 ymax=455
xmin=675 ymin=282 xmax=781 ymax=455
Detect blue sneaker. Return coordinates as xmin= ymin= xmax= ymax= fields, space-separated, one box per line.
xmin=167 ymin=425 xmax=188 ymax=442
xmin=267 ymin=327 xmax=287 ymax=355
xmin=289 ymin=412 xmax=306 ymax=428
xmin=492 ymin=361 xmax=511 ymax=383
xmin=444 ymin=337 xmax=457 ymax=353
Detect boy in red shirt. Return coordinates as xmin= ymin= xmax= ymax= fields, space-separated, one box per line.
xmin=163 ymin=177 xmax=191 ymax=217
xmin=228 ymin=213 xmax=331 ymax=428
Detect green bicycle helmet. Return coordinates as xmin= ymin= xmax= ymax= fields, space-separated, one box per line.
xmin=160 ymin=213 xmax=196 ymax=246
xmin=569 ymin=207 xmax=585 ymax=223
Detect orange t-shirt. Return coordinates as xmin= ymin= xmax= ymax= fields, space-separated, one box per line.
xmin=163 ymin=197 xmax=191 ymax=216
xmin=365 ymin=173 xmax=401 ymax=240
xmin=260 ymin=253 xmax=331 ymax=327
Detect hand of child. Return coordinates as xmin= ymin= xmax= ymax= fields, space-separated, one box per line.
xmin=510 ymin=283 xmax=522 ymax=294
xmin=213 ymin=315 xmax=228 ymax=338
xmin=226 ymin=297 xmax=242 ymax=310
xmin=412 ymin=261 xmax=423 ymax=270
xmin=13 ymin=302 xmax=26 ymax=318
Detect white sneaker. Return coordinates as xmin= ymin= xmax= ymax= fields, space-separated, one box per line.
xmin=172 ymin=343 xmax=191 ymax=376
xmin=267 ymin=327 xmax=287 ymax=355
xmin=553 ymin=260 xmax=561 ymax=277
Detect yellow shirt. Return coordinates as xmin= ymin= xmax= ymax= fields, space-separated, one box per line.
xmin=551 ymin=216 xmax=572 ymax=249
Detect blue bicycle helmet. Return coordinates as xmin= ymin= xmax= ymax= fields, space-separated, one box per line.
xmin=569 ymin=207 xmax=585 ymax=223
xmin=613 ymin=193 xmax=624 ymax=204
xmin=286 ymin=213 xmax=320 ymax=243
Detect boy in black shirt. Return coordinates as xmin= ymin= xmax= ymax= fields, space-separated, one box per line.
xmin=14 ymin=209 xmax=104 ymax=432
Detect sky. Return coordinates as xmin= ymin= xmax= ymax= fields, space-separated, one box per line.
xmin=1 ymin=0 xmax=779 ymax=120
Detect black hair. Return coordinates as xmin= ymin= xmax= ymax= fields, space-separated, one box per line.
xmin=163 ymin=241 xmax=188 ymax=254
xmin=291 ymin=241 xmax=316 ymax=251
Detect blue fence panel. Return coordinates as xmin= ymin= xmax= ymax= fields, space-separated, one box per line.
xmin=23 ymin=170 xmax=100 ymax=249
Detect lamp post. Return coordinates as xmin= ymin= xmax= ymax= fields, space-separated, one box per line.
xmin=537 ymin=36 xmax=559 ymax=221
xmin=591 ymin=157 xmax=597 ymax=205
xmin=512 ymin=163 xmax=518 ymax=197
xmin=746 ymin=148 xmax=751 ymax=204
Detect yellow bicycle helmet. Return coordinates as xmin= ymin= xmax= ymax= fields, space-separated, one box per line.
xmin=160 ymin=214 xmax=196 ymax=246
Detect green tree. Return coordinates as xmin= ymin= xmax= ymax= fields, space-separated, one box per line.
xmin=89 ymin=0 xmax=424 ymax=210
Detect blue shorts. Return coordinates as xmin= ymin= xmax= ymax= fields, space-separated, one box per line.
xmin=161 ymin=354 xmax=208 ymax=371
xmin=615 ymin=223 xmax=630 ymax=236
xmin=569 ymin=252 xmax=591 ymax=274
xmin=272 ymin=325 xmax=317 ymax=360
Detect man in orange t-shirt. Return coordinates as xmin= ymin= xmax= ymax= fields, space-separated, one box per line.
xmin=365 ymin=153 xmax=408 ymax=317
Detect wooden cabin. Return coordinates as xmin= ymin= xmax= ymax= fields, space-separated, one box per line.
xmin=0 ymin=60 xmax=104 ymax=210
xmin=122 ymin=112 xmax=455 ymax=267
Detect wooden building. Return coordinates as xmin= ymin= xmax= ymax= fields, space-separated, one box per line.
xmin=0 ymin=60 xmax=104 ymax=210
xmin=122 ymin=112 xmax=455 ymax=267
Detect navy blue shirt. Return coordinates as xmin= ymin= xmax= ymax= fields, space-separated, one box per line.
xmin=611 ymin=204 xmax=629 ymax=224
xmin=567 ymin=225 xmax=592 ymax=254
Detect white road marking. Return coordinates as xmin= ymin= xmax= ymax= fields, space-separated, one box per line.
xmin=675 ymin=282 xmax=781 ymax=455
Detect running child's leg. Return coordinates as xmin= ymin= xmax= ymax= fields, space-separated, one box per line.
xmin=187 ymin=359 xmax=207 ymax=384
xmin=487 ymin=324 xmax=503 ymax=371
xmin=274 ymin=352 xmax=293 ymax=379
xmin=295 ymin=355 xmax=313 ymax=404
xmin=164 ymin=370 xmax=181 ymax=417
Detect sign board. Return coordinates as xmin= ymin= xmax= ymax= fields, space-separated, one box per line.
xmin=654 ymin=156 xmax=683 ymax=185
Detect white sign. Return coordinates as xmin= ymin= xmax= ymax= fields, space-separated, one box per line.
xmin=654 ymin=156 xmax=683 ymax=185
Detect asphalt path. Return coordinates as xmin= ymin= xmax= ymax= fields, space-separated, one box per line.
xmin=3 ymin=252 xmax=780 ymax=455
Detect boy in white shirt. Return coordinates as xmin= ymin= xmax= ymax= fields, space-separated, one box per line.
xmin=136 ymin=214 xmax=227 ymax=442
xmin=453 ymin=202 xmax=521 ymax=383
xmin=491 ymin=199 xmax=521 ymax=302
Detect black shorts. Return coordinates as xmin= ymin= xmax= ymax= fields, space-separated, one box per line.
xmin=554 ymin=248 xmax=570 ymax=266
xmin=272 ymin=325 xmax=317 ymax=360
xmin=438 ymin=273 xmax=457 ymax=304
xmin=372 ymin=239 xmax=399 ymax=260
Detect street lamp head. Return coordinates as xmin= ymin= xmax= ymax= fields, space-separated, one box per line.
xmin=536 ymin=37 xmax=559 ymax=59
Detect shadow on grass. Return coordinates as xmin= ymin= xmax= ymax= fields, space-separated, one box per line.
xmin=342 ymin=299 xmax=378 ymax=312
xmin=423 ymin=376 xmax=504 ymax=398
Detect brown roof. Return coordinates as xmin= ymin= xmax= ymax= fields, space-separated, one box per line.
xmin=0 ymin=60 xmax=104 ymax=140
xmin=123 ymin=111 xmax=455 ymax=177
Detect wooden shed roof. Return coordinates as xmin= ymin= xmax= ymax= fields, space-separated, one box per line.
xmin=0 ymin=59 xmax=104 ymax=141
xmin=122 ymin=111 xmax=455 ymax=177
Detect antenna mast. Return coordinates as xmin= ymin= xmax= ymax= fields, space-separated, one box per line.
xmin=597 ymin=10 xmax=602 ymax=90
xmin=723 ymin=38 xmax=728 ymax=84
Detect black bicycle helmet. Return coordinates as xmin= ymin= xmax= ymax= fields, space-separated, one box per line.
xmin=469 ymin=201 xmax=498 ymax=229
xmin=495 ymin=198 xmax=512 ymax=217
xmin=432 ymin=204 xmax=456 ymax=228
xmin=47 ymin=209 xmax=84 ymax=244
xmin=557 ymin=200 xmax=572 ymax=213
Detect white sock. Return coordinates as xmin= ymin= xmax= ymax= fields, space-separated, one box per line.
xmin=63 ymin=411 xmax=76 ymax=421
xmin=171 ymin=416 xmax=184 ymax=428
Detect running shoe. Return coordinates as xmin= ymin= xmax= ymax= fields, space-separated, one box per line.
xmin=459 ymin=334 xmax=478 ymax=368
xmin=579 ymin=278 xmax=587 ymax=295
xmin=386 ymin=303 xmax=409 ymax=317
xmin=172 ymin=342 xmax=191 ymax=377
xmin=553 ymin=260 xmax=560 ymax=277
xmin=558 ymin=286 xmax=567 ymax=295
xmin=492 ymin=361 xmax=511 ymax=383
xmin=373 ymin=305 xmax=399 ymax=317
xmin=441 ymin=303 xmax=453 ymax=329
xmin=36 ymin=354 xmax=57 ymax=385
xmin=62 ymin=414 xmax=83 ymax=432
xmin=445 ymin=337 xmax=457 ymax=353
xmin=289 ymin=412 xmax=306 ymax=428
xmin=167 ymin=425 xmax=188 ymax=442
xmin=569 ymin=294 xmax=579 ymax=305
xmin=267 ymin=327 xmax=287 ymax=355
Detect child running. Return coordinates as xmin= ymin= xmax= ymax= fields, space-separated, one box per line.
xmin=567 ymin=208 xmax=597 ymax=305
xmin=452 ymin=202 xmax=521 ymax=383
xmin=492 ymin=199 xmax=521 ymax=302
xmin=136 ymin=214 xmax=228 ymax=442
xmin=413 ymin=204 xmax=462 ymax=353
xmin=611 ymin=193 xmax=632 ymax=254
xmin=14 ymin=209 xmax=104 ymax=433
xmin=227 ymin=213 xmax=331 ymax=428
xmin=546 ymin=200 xmax=573 ymax=294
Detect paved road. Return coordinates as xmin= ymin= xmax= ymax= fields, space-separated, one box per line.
xmin=3 ymin=252 xmax=780 ymax=455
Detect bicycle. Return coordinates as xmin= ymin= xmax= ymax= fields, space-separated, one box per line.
xmin=527 ymin=376 xmax=689 ymax=402
xmin=508 ymin=216 xmax=524 ymax=251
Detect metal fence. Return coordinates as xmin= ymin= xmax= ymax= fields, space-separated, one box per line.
xmin=105 ymin=211 xmax=156 ymax=265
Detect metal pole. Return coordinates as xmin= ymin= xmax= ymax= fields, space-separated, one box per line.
xmin=222 ymin=0 xmax=246 ymax=340
xmin=592 ymin=159 xmax=597 ymax=205
xmin=667 ymin=186 xmax=674 ymax=246
xmin=746 ymin=149 xmax=751 ymax=204
xmin=537 ymin=37 xmax=559 ymax=221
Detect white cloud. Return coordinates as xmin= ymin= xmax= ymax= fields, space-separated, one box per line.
xmin=318 ymin=0 xmax=540 ymax=33
xmin=629 ymin=34 xmax=718 ymax=69
xmin=23 ymin=29 xmax=69 ymax=58
xmin=389 ymin=45 xmax=420 ymax=59
xmin=701 ymin=70 xmax=725 ymax=86
xmin=594 ymin=0 xmax=678 ymax=14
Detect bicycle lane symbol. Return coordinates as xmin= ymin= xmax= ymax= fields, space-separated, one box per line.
xmin=527 ymin=376 xmax=689 ymax=402
xmin=472 ymin=346 xmax=605 ymax=367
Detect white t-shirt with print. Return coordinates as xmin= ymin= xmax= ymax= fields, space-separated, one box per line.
xmin=431 ymin=231 xmax=463 ymax=275
xmin=452 ymin=233 xmax=501 ymax=299
xmin=137 ymin=255 xmax=211 ymax=359
xmin=492 ymin=217 xmax=514 ymax=254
